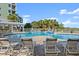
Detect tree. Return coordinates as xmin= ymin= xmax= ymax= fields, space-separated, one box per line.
xmin=32 ymin=21 xmax=39 ymax=28
xmin=24 ymin=23 xmax=32 ymax=28
xmin=25 ymin=18 xmax=64 ymax=31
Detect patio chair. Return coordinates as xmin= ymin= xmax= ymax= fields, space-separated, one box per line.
xmin=8 ymin=41 xmax=22 ymax=56
xmin=21 ymin=38 xmax=34 ymax=56
xmin=44 ymin=38 xmax=60 ymax=56
xmin=0 ymin=38 xmax=10 ymax=56
xmin=65 ymin=39 xmax=79 ymax=56
xmin=18 ymin=47 xmax=30 ymax=56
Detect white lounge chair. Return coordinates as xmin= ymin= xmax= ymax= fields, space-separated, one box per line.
xmin=0 ymin=38 xmax=10 ymax=56
xmin=44 ymin=38 xmax=60 ymax=56
xmin=21 ymin=38 xmax=34 ymax=56
xmin=65 ymin=39 xmax=79 ymax=56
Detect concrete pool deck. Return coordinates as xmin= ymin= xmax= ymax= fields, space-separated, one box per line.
xmin=32 ymin=36 xmax=67 ymax=56
xmin=32 ymin=36 xmax=53 ymax=45
xmin=32 ymin=36 xmax=66 ymax=45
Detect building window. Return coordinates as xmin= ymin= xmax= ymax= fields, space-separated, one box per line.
xmin=12 ymin=11 xmax=15 ymax=14
xmin=12 ymin=5 xmax=15 ymax=9
xmin=8 ymin=10 xmax=11 ymax=13
xmin=9 ymin=14 xmax=11 ymax=15
xmin=8 ymin=4 xmax=11 ymax=7
xmin=0 ymin=14 xmax=1 ymax=16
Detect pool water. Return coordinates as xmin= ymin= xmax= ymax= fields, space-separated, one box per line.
xmin=5 ymin=31 xmax=79 ymax=41
xmin=6 ymin=31 xmax=53 ymax=41
xmin=52 ymin=34 xmax=79 ymax=40
xmin=16 ymin=31 xmax=52 ymax=37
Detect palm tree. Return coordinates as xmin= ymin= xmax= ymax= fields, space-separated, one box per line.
xmin=32 ymin=21 xmax=39 ymax=28
xmin=27 ymin=19 xmax=64 ymax=32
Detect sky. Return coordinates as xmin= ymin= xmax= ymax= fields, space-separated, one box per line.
xmin=16 ymin=3 xmax=79 ymax=28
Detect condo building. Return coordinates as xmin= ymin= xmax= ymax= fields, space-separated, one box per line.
xmin=0 ymin=3 xmax=16 ymax=19
xmin=0 ymin=3 xmax=24 ymax=35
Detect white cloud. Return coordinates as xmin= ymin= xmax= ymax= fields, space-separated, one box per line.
xmin=22 ymin=15 xmax=31 ymax=18
xmin=62 ymin=20 xmax=79 ymax=28
xmin=62 ymin=20 xmax=79 ymax=25
xmin=62 ymin=20 xmax=71 ymax=24
xmin=43 ymin=17 xmax=58 ymax=20
xmin=22 ymin=15 xmax=31 ymax=24
xmin=23 ymin=18 xmax=31 ymax=24
xmin=73 ymin=16 xmax=79 ymax=19
xmin=60 ymin=8 xmax=79 ymax=15
xmin=49 ymin=17 xmax=58 ymax=20
xmin=73 ymin=8 xmax=79 ymax=14
xmin=60 ymin=9 xmax=67 ymax=15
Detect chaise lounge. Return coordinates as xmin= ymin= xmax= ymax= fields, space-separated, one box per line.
xmin=65 ymin=39 xmax=79 ymax=56
xmin=44 ymin=38 xmax=60 ymax=56
xmin=21 ymin=38 xmax=34 ymax=56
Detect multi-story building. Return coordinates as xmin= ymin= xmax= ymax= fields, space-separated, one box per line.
xmin=0 ymin=3 xmax=16 ymax=19
xmin=0 ymin=3 xmax=24 ymax=34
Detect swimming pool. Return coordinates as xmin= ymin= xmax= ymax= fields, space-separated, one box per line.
xmin=52 ymin=34 xmax=79 ymax=40
xmin=5 ymin=31 xmax=53 ymax=41
xmin=5 ymin=31 xmax=79 ymax=41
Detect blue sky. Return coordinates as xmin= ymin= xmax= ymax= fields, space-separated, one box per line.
xmin=16 ymin=3 xmax=79 ymax=28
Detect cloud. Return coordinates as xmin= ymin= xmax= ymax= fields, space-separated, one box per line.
xmin=22 ymin=15 xmax=31 ymax=18
xmin=21 ymin=15 xmax=31 ymax=24
xmin=73 ymin=16 xmax=79 ymax=19
xmin=49 ymin=17 xmax=58 ymax=20
xmin=62 ymin=20 xmax=79 ymax=27
xmin=60 ymin=9 xmax=67 ymax=15
xmin=60 ymin=8 xmax=79 ymax=15
xmin=43 ymin=17 xmax=58 ymax=20
xmin=62 ymin=20 xmax=79 ymax=25
xmin=23 ymin=18 xmax=31 ymax=24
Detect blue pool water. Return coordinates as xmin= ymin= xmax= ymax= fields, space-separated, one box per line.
xmin=5 ymin=31 xmax=53 ymax=41
xmin=52 ymin=34 xmax=79 ymax=40
xmin=16 ymin=31 xmax=53 ymax=37
xmin=5 ymin=31 xmax=79 ymax=41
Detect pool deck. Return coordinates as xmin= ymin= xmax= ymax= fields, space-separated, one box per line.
xmin=1 ymin=32 xmax=79 ymax=56
xmin=32 ymin=36 xmax=67 ymax=56
xmin=32 ymin=36 xmax=53 ymax=45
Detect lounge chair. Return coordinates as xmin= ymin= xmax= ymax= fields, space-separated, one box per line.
xmin=0 ymin=38 xmax=10 ymax=56
xmin=65 ymin=39 xmax=79 ymax=56
xmin=18 ymin=47 xmax=30 ymax=56
xmin=21 ymin=38 xmax=34 ymax=56
xmin=9 ymin=42 xmax=21 ymax=56
xmin=44 ymin=38 xmax=60 ymax=56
